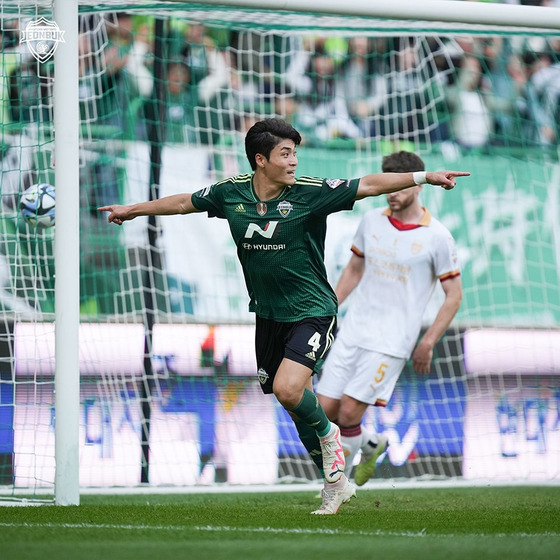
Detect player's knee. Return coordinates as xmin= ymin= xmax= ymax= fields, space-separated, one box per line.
xmin=338 ymin=403 xmax=365 ymax=427
xmin=272 ymin=380 xmax=301 ymax=409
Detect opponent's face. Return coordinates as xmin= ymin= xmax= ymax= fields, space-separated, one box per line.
xmin=386 ymin=185 xmax=421 ymax=212
xmin=257 ymin=139 xmax=298 ymax=186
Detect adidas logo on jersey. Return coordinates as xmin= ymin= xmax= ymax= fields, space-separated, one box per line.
xmin=305 ymin=351 xmax=316 ymax=361
xmin=235 ymin=204 xmax=246 ymax=213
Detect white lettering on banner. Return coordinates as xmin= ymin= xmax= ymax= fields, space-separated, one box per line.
xmin=244 ymin=221 xmax=279 ymax=239
xmin=461 ymin=175 xmax=540 ymax=285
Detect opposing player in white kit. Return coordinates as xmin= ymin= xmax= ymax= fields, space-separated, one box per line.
xmin=316 ymin=151 xmax=463 ymax=486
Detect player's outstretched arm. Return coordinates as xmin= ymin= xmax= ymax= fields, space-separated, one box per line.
xmin=98 ymin=193 xmax=200 ymax=225
xmin=356 ymin=170 xmax=470 ymax=200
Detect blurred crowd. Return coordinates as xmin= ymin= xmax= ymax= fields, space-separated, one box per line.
xmin=2 ymin=5 xmax=560 ymax=153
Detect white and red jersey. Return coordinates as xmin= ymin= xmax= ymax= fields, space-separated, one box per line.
xmin=337 ymin=207 xmax=460 ymax=359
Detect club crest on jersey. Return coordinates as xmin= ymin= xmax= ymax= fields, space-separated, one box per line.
xmin=326 ymin=179 xmax=347 ymax=189
xmin=256 ymin=202 xmax=267 ymax=216
xmin=257 ymin=368 xmax=269 ymax=384
xmin=277 ymin=200 xmax=293 ymax=217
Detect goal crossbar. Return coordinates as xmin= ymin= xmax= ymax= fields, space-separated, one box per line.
xmin=178 ymin=0 xmax=560 ymax=32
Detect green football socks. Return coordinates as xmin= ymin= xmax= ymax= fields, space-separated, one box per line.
xmin=293 ymin=419 xmax=324 ymax=476
xmin=290 ymin=388 xmax=331 ymax=436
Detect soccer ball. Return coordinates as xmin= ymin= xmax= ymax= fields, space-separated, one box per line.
xmin=19 ymin=183 xmax=56 ymax=229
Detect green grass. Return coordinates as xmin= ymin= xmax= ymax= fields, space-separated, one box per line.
xmin=1 ymin=486 xmax=559 ymax=560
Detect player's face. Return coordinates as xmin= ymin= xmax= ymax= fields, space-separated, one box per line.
xmin=260 ymin=139 xmax=298 ymax=186
xmin=386 ymin=185 xmax=420 ymax=211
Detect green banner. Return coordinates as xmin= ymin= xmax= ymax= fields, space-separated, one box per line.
xmin=297 ymin=148 xmax=560 ymax=327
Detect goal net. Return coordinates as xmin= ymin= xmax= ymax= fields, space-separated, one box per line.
xmin=1 ymin=0 xmax=559 ymax=501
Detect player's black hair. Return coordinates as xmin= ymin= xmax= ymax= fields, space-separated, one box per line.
xmin=381 ymin=151 xmax=425 ymax=173
xmin=245 ymin=118 xmax=302 ymax=171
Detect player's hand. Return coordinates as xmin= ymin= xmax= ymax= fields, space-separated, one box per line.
xmin=411 ymin=341 xmax=434 ymax=375
xmin=98 ymin=204 xmax=130 ymax=226
xmin=426 ymin=171 xmax=470 ymax=190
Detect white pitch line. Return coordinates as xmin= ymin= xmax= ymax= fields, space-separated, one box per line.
xmin=0 ymin=522 xmax=559 ymax=539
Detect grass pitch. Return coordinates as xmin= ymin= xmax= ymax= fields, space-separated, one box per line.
xmin=1 ymin=486 xmax=559 ymax=560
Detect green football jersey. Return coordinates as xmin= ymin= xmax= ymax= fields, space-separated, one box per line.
xmin=191 ymin=174 xmax=360 ymax=321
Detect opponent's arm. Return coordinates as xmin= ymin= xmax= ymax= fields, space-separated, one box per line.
xmin=335 ymin=251 xmax=365 ymax=306
xmin=411 ymin=275 xmax=463 ymax=374
xmin=355 ymin=170 xmax=470 ymax=200
xmin=98 ymin=193 xmax=201 ymax=225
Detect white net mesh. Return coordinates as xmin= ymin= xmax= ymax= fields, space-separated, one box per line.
xmin=1 ymin=1 xmax=559 ymax=500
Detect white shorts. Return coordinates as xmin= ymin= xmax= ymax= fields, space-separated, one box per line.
xmin=316 ymin=339 xmax=406 ymax=407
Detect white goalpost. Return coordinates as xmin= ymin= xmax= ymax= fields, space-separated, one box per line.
xmin=53 ymin=0 xmax=80 ymax=506
xmin=0 ymin=0 xmax=559 ymax=505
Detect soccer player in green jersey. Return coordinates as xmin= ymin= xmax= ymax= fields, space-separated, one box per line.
xmin=99 ymin=118 xmax=469 ymax=514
